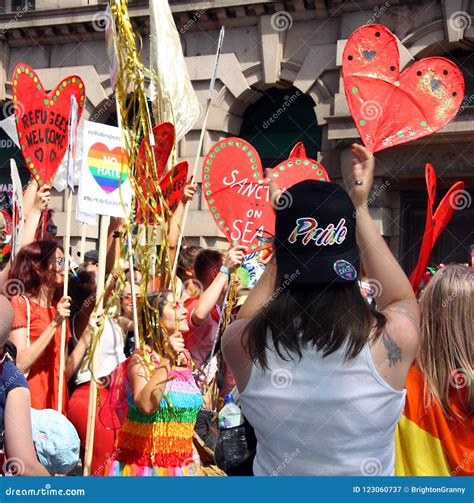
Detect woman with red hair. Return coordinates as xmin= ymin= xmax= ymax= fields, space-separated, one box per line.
xmin=8 ymin=240 xmax=90 ymax=413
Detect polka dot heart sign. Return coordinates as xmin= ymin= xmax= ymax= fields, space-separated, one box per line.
xmin=203 ymin=138 xmax=330 ymax=251
xmin=342 ymin=24 xmax=464 ymax=153
xmin=12 ymin=64 xmax=86 ymax=186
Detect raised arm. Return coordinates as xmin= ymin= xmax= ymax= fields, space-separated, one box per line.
xmin=237 ymin=257 xmax=276 ymax=319
xmin=106 ymin=218 xmax=124 ymax=275
xmin=191 ymin=246 xmax=246 ymax=326
xmin=349 ymin=144 xmax=420 ymax=389
xmin=349 ymin=144 xmax=419 ymax=321
xmin=20 ymin=184 xmax=50 ymax=249
xmin=22 ymin=179 xmax=38 ymax=222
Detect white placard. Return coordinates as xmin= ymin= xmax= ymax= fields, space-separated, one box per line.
xmin=10 ymin=159 xmax=24 ymax=257
xmin=77 ymin=121 xmax=131 ymax=218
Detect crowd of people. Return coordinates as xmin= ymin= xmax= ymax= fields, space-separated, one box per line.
xmin=0 ymin=143 xmax=472 ymax=477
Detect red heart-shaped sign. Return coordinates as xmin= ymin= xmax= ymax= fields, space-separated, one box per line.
xmin=343 ymin=24 xmax=464 ymax=153
xmin=159 ymin=161 xmax=188 ymax=214
xmin=137 ymin=122 xmax=175 ymax=185
xmin=12 ymin=64 xmax=85 ymax=186
xmin=203 ymin=138 xmax=330 ymax=250
xmin=135 ymin=161 xmax=188 ymax=224
xmin=135 ymin=123 xmax=181 ymax=223
xmin=409 ymin=163 xmax=465 ymax=292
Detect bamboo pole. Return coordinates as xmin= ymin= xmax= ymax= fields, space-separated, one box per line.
xmin=83 ymin=215 xmax=110 ymax=476
xmin=57 ymin=186 xmax=73 ymax=413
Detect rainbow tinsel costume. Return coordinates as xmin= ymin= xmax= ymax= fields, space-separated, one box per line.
xmin=107 ymin=362 xmax=203 ymax=476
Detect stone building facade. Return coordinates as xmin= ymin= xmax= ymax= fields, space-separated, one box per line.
xmin=0 ymin=0 xmax=473 ymax=272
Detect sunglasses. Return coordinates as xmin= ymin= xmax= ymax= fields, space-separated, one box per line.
xmin=121 ymin=294 xmax=140 ymax=304
xmin=53 ymin=257 xmax=65 ymax=270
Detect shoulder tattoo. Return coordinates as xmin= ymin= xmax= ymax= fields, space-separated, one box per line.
xmin=382 ymin=334 xmax=402 ymax=367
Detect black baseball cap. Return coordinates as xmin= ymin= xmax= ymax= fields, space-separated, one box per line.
xmin=84 ymin=250 xmax=99 ymax=264
xmin=275 ymin=180 xmax=360 ymax=284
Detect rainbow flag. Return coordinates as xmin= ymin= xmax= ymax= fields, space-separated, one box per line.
xmin=395 ymin=366 xmax=473 ymax=476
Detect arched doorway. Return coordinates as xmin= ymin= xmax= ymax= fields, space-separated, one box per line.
xmin=240 ymin=86 xmax=322 ymax=168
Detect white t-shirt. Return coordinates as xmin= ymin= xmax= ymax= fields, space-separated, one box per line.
xmin=74 ymin=318 xmax=126 ymax=386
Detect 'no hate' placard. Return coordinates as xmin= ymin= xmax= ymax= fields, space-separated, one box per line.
xmin=77 ymin=121 xmax=132 ymax=218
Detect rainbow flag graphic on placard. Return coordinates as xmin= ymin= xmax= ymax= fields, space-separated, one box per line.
xmin=88 ymin=142 xmax=128 ymax=194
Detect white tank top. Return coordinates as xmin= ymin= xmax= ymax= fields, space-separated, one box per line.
xmin=239 ymin=339 xmax=406 ymax=476
xmin=74 ymin=318 xmax=126 ymax=386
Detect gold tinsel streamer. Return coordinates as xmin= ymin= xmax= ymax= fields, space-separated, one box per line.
xmin=83 ymin=0 xmax=181 ymax=387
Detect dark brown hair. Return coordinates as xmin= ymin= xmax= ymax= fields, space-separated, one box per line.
xmin=194 ymin=249 xmax=223 ymax=285
xmin=245 ymin=274 xmax=386 ymax=369
xmin=177 ymin=245 xmax=203 ymax=280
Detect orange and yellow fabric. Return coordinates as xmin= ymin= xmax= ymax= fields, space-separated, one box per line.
xmin=395 ymin=366 xmax=473 ymax=476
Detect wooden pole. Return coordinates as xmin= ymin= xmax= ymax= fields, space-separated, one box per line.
xmin=83 ymin=215 xmax=110 ymax=476
xmin=79 ymin=223 xmax=87 ymax=261
xmin=171 ymin=27 xmax=225 ymax=277
xmin=57 ymin=186 xmax=73 ymax=413
xmin=127 ymin=230 xmax=140 ymax=350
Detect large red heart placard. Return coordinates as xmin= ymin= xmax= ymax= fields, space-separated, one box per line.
xmin=342 ymin=24 xmax=464 ymax=153
xmin=203 ymin=138 xmax=330 ymax=250
xmin=12 ymin=64 xmax=86 ymax=186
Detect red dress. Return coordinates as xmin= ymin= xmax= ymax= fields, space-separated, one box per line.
xmin=10 ymin=295 xmax=71 ymax=413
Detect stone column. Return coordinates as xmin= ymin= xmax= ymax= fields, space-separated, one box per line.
xmin=0 ymin=40 xmax=10 ymax=101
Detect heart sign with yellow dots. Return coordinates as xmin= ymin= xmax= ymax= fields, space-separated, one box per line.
xmin=342 ymin=24 xmax=464 ymax=153
xmin=12 ymin=64 xmax=86 ymax=186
